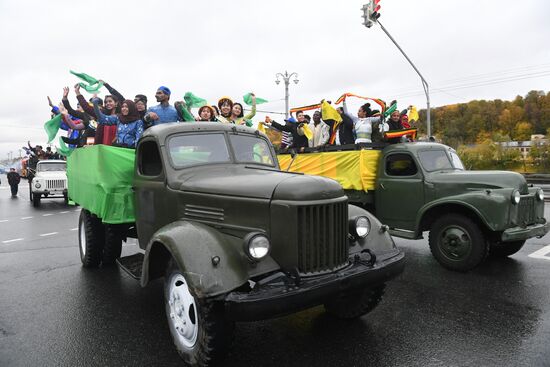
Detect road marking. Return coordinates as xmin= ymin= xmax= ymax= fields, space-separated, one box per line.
xmin=60 ymin=211 xmax=69 ymax=214
xmin=39 ymin=232 xmax=58 ymax=237
xmin=2 ymin=238 xmax=23 ymax=244
xmin=42 ymin=213 xmax=53 ymax=217
xmin=0 ymin=220 xmax=8 ymax=223
xmin=528 ymin=245 xmax=550 ymax=260
xmin=21 ymin=216 xmax=33 ymax=220
xmin=70 ymin=228 xmax=78 ymax=231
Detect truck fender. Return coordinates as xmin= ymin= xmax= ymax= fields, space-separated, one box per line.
xmin=348 ymin=204 xmax=399 ymax=256
xmin=415 ymin=198 xmax=495 ymax=237
xmin=141 ymin=220 xmax=249 ymax=298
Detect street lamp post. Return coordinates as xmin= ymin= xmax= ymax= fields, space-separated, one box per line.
xmin=275 ymin=71 xmax=299 ymax=119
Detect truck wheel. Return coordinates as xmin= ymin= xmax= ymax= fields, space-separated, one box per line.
xmin=102 ymin=224 xmax=124 ymax=266
xmin=29 ymin=184 xmax=33 ymax=202
xmin=324 ymin=285 xmax=385 ymax=319
xmin=32 ymin=193 xmax=41 ymax=207
xmin=63 ymin=193 xmax=69 ymax=205
xmin=489 ymin=240 xmax=526 ymax=258
xmin=165 ymin=261 xmax=234 ymax=366
xmin=78 ymin=209 xmax=105 ymax=268
xmin=429 ymin=214 xmax=488 ymax=272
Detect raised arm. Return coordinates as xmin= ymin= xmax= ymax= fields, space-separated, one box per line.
xmin=93 ymin=99 xmax=119 ymax=125
xmin=75 ymin=84 xmax=97 ymax=118
xmin=100 ymin=80 xmax=125 ymax=103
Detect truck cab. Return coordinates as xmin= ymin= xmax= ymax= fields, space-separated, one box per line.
xmin=278 ymin=142 xmax=548 ymax=272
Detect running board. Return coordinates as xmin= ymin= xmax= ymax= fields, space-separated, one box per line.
xmin=389 ymin=228 xmax=422 ymax=240
xmin=117 ymin=253 xmax=144 ymax=280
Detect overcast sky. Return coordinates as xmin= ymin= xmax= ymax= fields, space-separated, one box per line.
xmin=1 ymin=0 xmax=549 ymax=158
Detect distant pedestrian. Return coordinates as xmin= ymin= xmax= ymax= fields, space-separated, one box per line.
xmin=7 ymin=168 xmax=21 ymax=197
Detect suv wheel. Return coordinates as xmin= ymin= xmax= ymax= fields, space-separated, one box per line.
xmin=32 ymin=193 xmax=41 ymax=207
xmin=165 ymin=260 xmax=234 ymax=366
xmin=324 ymin=285 xmax=385 ymax=319
xmin=489 ymin=240 xmax=526 ymax=258
xmin=102 ymin=224 xmax=124 ymax=266
xmin=78 ymin=209 xmax=105 ymax=268
xmin=429 ymin=214 xmax=488 ymax=272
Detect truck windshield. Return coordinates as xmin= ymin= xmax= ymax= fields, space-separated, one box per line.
xmin=168 ymin=133 xmax=231 ymax=168
xmin=229 ymin=134 xmax=275 ymax=167
xmin=418 ymin=150 xmax=456 ymax=172
xmin=37 ymin=163 xmax=66 ymax=172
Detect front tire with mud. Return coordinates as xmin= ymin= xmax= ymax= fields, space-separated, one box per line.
xmin=324 ymin=285 xmax=385 ymax=319
xmin=78 ymin=209 xmax=105 ymax=268
xmin=429 ymin=213 xmax=488 ymax=272
xmin=165 ymin=261 xmax=234 ymax=366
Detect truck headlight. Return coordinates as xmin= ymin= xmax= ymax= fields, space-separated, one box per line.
xmin=34 ymin=182 xmax=41 ymax=189
xmin=511 ymin=190 xmax=521 ymax=205
xmin=244 ymin=233 xmax=270 ymax=260
xmin=350 ymin=216 xmax=371 ymax=238
xmin=536 ymin=189 xmax=544 ymax=201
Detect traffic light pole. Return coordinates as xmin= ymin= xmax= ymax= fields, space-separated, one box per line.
xmin=377 ymin=20 xmax=431 ymax=137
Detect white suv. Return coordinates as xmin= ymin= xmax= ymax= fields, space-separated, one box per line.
xmin=31 ymin=160 xmax=68 ymax=207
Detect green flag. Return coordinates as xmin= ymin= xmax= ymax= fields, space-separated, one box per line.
xmin=79 ymin=81 xmax=104 ymax=93
xmin=44 ymin=114 xmax=62 ymax=143
xmin=383 ymin=103 xmax=397 ymax=118
xmin=57 ymin=137 xmax=74 ymax=157
xmin=184 ymin=92 xmax=207 ymax=108
xmin=70 ymin=70 xmax=99 ymax=85
xmin=243 ymin=93 xmax=268 ymax=105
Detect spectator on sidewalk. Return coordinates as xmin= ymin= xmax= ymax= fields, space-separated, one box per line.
xmin=7 ymin=168 xmax=21 ymax=197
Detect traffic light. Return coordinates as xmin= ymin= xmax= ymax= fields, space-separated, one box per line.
xmin=361 ymin=0 xmax=381 ymax=28
xmin=372 ymin=0 xmax=381 ymax=20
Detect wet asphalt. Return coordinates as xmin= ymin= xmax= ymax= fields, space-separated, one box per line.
xmin=1 ymin=175 xmax=549 ymax=367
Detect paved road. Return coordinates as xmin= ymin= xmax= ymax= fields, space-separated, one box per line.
xmin=1 ymin=175 xmax=550 ymax=367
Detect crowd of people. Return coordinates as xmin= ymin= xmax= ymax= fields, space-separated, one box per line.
xmin=41 ymin=79 xmax=415 ymax=154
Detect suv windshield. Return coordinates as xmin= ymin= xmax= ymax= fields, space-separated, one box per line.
xmin=418 ymin=150 xmax=457 ymax=172
xmin=37 ymin=162 xmax=66 ymax=172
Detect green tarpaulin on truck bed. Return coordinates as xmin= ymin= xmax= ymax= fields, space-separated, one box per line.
xmin=67 ymin=145 xmax=136 ymax=224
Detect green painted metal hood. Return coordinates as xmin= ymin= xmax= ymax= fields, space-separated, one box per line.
xmin=429 ymin=170 xmax=528 ymax=194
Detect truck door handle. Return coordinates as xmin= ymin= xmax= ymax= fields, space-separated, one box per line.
xmin=380 ymin=183 xmax=386 ymax=190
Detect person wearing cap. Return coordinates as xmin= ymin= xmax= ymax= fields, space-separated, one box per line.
xmin=216 ymin=97 xmax=234 ymax=124
xmin=144 ymin=86 xmax=181 ymax=126
xmin=7 ymin=168 xmax=21 ymax=197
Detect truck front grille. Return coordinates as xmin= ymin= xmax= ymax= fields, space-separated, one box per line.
xmin=296 ymin=201 xmax=348 ymax=274
xmin=46 ymin=179 xmax=66 ymax=190
xmin=518 ymin=196 xmax=535 ymax=225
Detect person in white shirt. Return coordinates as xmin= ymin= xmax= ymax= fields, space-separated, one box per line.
xmin=308 ymin=111 xmax=330 ymax=147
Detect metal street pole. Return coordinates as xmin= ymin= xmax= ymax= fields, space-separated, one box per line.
xmin=377 ymin=20 xmax=431 ymax=137
xmin=275 ymin=71 xmax=299 ymax=119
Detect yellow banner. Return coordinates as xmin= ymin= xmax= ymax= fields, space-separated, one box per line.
xmin=278 ymin=149 xmax=381 ymax=191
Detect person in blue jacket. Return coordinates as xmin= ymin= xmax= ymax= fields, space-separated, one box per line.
xmin=93 ymin=99 xmax=144 ymax=148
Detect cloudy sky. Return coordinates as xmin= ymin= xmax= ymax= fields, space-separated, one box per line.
xmin=1 ymin=0 xmax=549 ymax=158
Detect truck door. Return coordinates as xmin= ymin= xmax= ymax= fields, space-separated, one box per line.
xmin=134 ymin=139 xmax=167 ymax=247
xmin=375 ymin=152 xmax=424 ymax=231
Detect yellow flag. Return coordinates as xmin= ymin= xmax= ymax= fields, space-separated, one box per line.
xmin=408 ymin=105 xmax=419 ymax=122
xmin=257 ymin=122 xmax=266 ymax=134
xmin=300 ymin=123 xmax=313 ymax=140
xmin=321 ymin=100 xmax=342 ymax=123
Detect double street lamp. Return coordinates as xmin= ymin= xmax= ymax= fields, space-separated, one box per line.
xmin=275 ymin=71 xmax=299 ymax=119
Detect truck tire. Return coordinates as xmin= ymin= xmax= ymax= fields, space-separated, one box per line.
xmin=102 ymin=224 xmax=124 ymax=266
xmin=32 ymin=193 xmax=41 ymax=207
xmin=78 ymin=209 xmax=105 ymax=268
xmin=63 ymin=193 xmax=69 ymax=205
xmin=165 ymin=260 xmax=234 ymax=366
xmin=29 ymin=184 xmax=33 ymax=202
xmin=489 ymin=240 xmax=526 ymax=258
xmin=429 ymin=214 xmax=488 ymax=272
xmin=324 ymin=285 xmax=385 ymax=319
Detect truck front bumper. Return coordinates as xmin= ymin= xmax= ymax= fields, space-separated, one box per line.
xmin=33 ymin=188 xmax=67 ymax=196
xmin=224 ymin=251 xmax=405 ymax=321
xmin=501 ymin=221 xmax=550 ymax=242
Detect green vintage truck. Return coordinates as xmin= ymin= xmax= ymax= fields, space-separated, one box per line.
xmin=67 ymin=123 xmax=404 ymax=366
xmin=278 ymin=142 xmax=549 ymax=272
